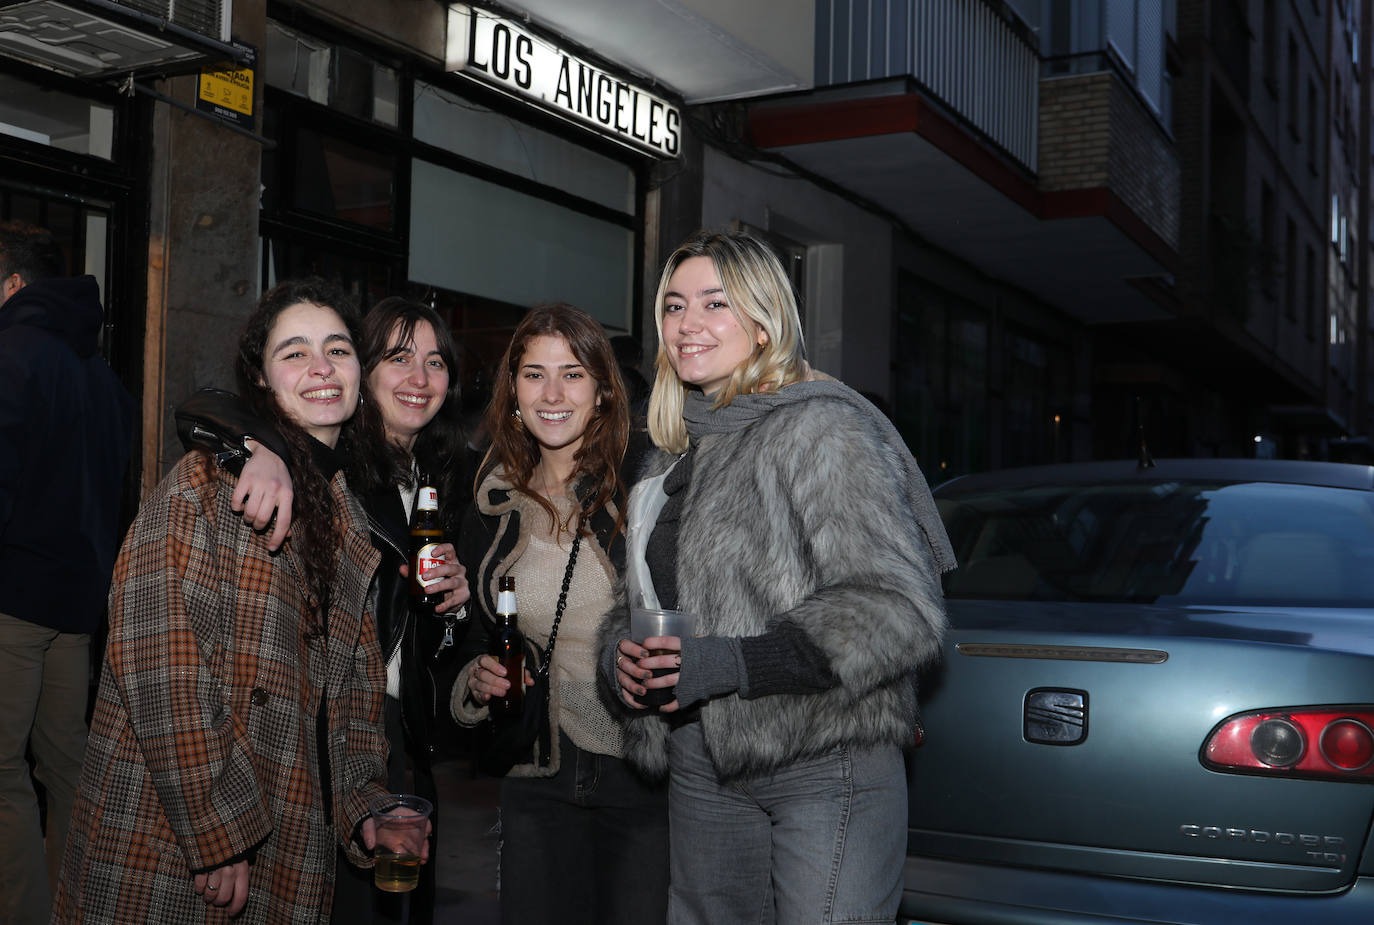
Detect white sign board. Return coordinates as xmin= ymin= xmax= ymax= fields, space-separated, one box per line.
xmin=446 ymin=3 xmax=681 ymax=158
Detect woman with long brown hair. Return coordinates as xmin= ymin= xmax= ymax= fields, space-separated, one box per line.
xmin=452 ymin=303 xmax=667 ymax=925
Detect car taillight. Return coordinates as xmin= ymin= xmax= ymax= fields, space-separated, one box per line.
xmin=1202 ymin=707 xmax=1374 ymax=781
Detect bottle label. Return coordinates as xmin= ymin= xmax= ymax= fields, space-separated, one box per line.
xmin=416 ymin=543 xmax=445 ymax=588
xmin=417 ymin=487 xmax=439 ymax=511
xmin=497 ymin=590 xmax=516 ymax=614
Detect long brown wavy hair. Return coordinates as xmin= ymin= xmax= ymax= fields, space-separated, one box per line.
xmin=480 ymin=303 xmax=629 ymax=536
xmin=235 ymin=277 xmax=385 ymax=635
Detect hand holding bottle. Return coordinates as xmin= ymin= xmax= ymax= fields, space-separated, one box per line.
xmin=467 ymin=654 xmax=534 ymax=705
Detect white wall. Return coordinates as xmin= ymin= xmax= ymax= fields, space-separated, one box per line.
xmin=698 ymin=146 xmax=894 ymax=398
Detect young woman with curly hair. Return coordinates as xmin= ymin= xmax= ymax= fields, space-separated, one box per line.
xmin=53 ymin=278 xmax=416 ymax=924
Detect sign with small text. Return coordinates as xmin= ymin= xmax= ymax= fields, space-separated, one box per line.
xmin=197 ymin=40 xmax=256 ymax=130
xmin=446 ymin=4 xmax=680 ymax=158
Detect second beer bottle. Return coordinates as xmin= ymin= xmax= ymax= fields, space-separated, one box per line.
xmin=488 ymin=575 xmax=524 ymax=718
xmin=408 ymin=475 xmax=445 ymax=615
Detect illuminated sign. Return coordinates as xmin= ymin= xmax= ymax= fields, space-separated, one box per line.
xmin=446 ymin=4 xmax=680 ymax=158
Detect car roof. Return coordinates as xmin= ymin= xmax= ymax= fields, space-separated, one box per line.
xmin=934 ymin=458 xmax=1374 ymax=495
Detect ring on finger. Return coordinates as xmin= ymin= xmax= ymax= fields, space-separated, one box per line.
xmin=616 ymin=653 xmax=625 ymax=667
xmin=207 ymin=885 xmax=219 ymax=892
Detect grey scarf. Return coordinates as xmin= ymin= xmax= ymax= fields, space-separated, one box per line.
xmin=683 ymin=383 xmax=957 ymax=574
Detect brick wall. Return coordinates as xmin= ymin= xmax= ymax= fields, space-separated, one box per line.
xmin=1038 ymin=72 xmax=1181 ymax=249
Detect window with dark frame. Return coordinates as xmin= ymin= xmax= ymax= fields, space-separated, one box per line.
xmin=1262 ymin=0 xmax=1278 ymax=95
xmin=1306 ymin=80 xmax=1318 ymax=173
xmin=1284 ymin=215 xmax=1297 ymax=322
xmin=1305 ymin=243 xmax=1317 ymax=341
xmin=1260 ymin=181 xmax=1276 ymax=297
xmin=255 ymin=10 xmax=648 ymax=352
xmin=1287 ymin=35 xmax=1300 ymax=138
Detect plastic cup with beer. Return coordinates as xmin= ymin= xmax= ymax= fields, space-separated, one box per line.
xmin=369 ymin=793 xmax=432 ymax=892
xmin=629 ymin=607 xmax=696 ymax=708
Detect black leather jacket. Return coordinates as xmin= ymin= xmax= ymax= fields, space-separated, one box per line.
xmin=363 ymin=482 xmax=458 ymax=768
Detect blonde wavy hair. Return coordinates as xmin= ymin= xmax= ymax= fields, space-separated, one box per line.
xmin=647 ymin=230 xmax=810 ymax=453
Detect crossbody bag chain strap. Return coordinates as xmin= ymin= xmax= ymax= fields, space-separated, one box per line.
xmin=534 ymin=526 xmax=581 ymax=681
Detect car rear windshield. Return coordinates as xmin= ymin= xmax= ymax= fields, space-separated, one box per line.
xmin=938 ymin=480 xmax=1374 ymax=605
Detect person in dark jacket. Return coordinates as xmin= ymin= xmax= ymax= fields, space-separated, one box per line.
xmin=0 ymin=220 xmax=134 ymax=924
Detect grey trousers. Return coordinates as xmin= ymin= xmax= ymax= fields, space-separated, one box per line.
xmin=0 ymin=611 xmax=90 ymax=925
xmin=666 ymin=721 xmax=906 ymax=925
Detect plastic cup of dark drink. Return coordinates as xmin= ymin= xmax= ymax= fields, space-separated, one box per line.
xmin=630 ymin=607 xmax=696 ymax=708
xmin=369 ymin=794 xmax=432 ymax=892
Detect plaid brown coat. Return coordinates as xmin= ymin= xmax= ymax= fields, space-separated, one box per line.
xmin=52 ymin=451 xmax=387 ymax=924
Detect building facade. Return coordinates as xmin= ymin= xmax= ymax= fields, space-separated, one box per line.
xmin=0 ymin=0 xmax=1369 ymax=495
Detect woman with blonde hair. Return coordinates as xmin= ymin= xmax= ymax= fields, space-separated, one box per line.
xmin=602 ymin=230 xmax=955 ymax=924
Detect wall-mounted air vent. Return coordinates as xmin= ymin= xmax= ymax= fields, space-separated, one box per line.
xmin=0 ymin=0 xmax=238 ymax=78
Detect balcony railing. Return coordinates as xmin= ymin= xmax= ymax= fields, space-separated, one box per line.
xmin=816 ymin=0 xmax=1039 ymax=171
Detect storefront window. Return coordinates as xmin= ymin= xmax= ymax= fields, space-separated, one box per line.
xmin=1003 ymin=327 xmax=1071 ymax=467
xmin=409 ymin=159 xmax=634 ymax=330
xmin=263 ymin=236 xmax=397 ymax=308
xmin=0 ymin=73 xmax=113 ymax=159
xmin=895 ymin=273 xmax=988 ymax=482
xmin=265 ymin=21 xmax=399 ymax=128
xmin=413 ymin=81 xmax=635 ymax=215
xmin=291 ymin=128 xmax=396 ymax=230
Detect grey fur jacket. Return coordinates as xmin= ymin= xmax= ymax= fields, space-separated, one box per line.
xmin=598 ymin=388 xmax=949 ymax=781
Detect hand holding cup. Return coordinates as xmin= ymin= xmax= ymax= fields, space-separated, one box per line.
xmin=366 ymin=794 xmax=433 ymax=893
xmin=617 ymin=608 xmax=694 ymax=712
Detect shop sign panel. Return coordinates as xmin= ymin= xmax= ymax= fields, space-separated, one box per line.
xmin=446 ymin=4 xmax=680 ymax=158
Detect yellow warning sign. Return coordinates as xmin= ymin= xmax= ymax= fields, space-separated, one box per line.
xmin=199 ymin=65 xmax=252 ymax=116
xmin=196 ymin=40 xmax=257 ymax=130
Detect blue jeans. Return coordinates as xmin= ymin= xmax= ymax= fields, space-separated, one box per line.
xmin=499 ymin=730 xmax=669 ymax=925
xmin=667 ymin=721 xmax=905 ymax=925
xmin=0 ymin=612 xmax=89 ymax=925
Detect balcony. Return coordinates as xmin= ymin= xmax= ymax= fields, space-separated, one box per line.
xmin=748 ymin=0 xmax=1181 ymax=325
xmin=815 ymin=0 xmax=1038 ymax=170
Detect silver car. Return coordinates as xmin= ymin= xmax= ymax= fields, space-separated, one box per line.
xmin=904 ymin=459 xmax=1374 ymax=924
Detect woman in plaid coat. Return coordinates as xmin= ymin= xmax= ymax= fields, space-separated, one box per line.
xmin=53 ymin=279 xmax=398 ymax=924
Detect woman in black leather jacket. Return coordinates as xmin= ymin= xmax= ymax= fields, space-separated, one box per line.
xmin=176 ymin=297 xmax=470 ymax=925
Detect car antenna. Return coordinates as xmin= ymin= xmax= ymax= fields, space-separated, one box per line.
xmin=1136 ymin=396 xmax=1156 ymax=469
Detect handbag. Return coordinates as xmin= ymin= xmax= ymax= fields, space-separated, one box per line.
xmin=476 ymin=528 xmax=581 ymax=777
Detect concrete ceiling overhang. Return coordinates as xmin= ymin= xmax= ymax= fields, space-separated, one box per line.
xmin=488 ymin=0 xmax=812 ymax=103
xmin=748 ymin=83 xmax=1181 ymax=325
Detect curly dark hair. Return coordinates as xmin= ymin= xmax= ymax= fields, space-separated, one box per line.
xmin=481 ymin=303 xmax=629 ymax=536
xmin=358 ymin=297 xmax=468 ymax=535
xmin=234 ymin=277 xmax=385 ymax=634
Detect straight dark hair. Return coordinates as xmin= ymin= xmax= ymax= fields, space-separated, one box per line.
xmin=360 ymin=296 xmax=467 ymax=533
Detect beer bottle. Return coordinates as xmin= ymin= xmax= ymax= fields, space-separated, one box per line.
xmin=488 ymin=576 xmax=524 ymax=718
xmin=408 ymin=476 xmax=445 ymax=614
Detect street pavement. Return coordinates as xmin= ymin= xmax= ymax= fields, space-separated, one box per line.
xmin=431 ymin=751 xmax=501 ymax=924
